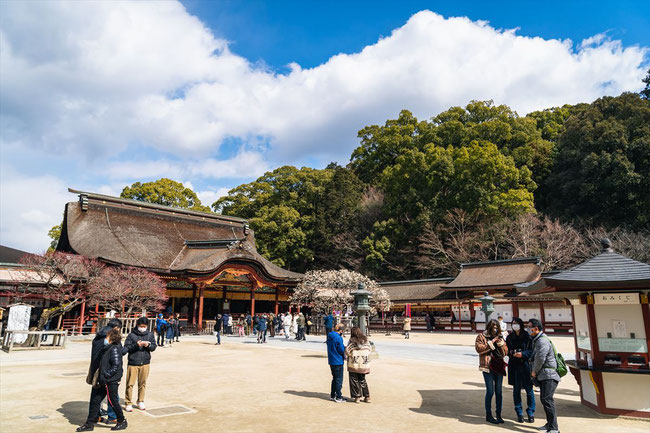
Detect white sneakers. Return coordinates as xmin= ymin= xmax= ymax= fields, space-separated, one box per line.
xmin=125 ymin=405 xmax=133 ymax=412
xmin=137 ymin=402 xmax=146 ymax=410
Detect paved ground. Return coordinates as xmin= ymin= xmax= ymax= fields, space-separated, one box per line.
xmin=1 ymin=332 xmax=646 ymax=433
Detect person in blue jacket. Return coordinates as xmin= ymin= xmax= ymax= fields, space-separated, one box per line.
xmin=327 ymin=323 xmax=346 ymax=402
xmin=324 ymin=312 xmax=334 ymax=334
xmin=257 ymin=314 xmax=268 ymax=344
xmin=155 ymin=314 xmax=168 ymax=347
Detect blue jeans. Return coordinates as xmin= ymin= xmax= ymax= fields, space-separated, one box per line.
xmin=513 ymin=377 xmax=536 ymax=417
xmin=215 ymin=331 xmax=221 ymax=344
xmin=482 ymin=371 xmax=503 ymax=416
xmin=330 ymin=365 xmax=344 ymax=399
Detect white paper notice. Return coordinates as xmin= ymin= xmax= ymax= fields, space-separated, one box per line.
xmin=612 ymin=320 xmax=627 ymax=339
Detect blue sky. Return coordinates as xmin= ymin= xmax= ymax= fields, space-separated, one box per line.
xmin=1 ymin=1 xmax=648 ymax=252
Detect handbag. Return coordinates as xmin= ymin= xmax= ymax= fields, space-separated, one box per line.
xmin=86 ymin=364 xmax=101 ymax=389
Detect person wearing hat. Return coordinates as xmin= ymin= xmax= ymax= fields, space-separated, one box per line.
xmin=123 ymin=317 xmax=157 ymax=412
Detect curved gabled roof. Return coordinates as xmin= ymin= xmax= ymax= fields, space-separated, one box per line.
xmin=56 ymin=190 xmax=303 ymax=283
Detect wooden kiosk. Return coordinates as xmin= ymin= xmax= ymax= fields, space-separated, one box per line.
xmin=530 ymin=239 xmax=650 ymax=418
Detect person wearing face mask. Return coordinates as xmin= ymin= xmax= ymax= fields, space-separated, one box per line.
xmin=529 ymin=318 xmax=561 ymax=433
xmin=506 ymin=317 xmax=535 ymax=423
xmin=78 ymin=328 xmax=127 ymax=431
xmin=475 ymin=318 xmax=508 ymax=425
xmin=123 ymin=317 xmax=157 ymax=412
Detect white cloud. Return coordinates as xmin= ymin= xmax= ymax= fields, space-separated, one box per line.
xmin=0 ymin=170 xmax=71 ymax=253
xmin=196 ymin=187 xmax=232 ymax=208
xmin=102 ymin=150 xmax=270 ymax=181
xmin=1 ymin=4 xmax=647 ymax=166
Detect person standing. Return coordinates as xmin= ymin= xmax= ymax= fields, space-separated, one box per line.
xmin=327 ymin=323 xmax=346 ymax=402
xmin=81 ymin=318 xmax=122 ymax=429
xmin=245 ymin=312 xmax=252 ymax=336
xmin=403 ymin=316 xmax=411 ymax=339
xmin=165 ymin=315 xmax=175 ymax=347
xmin=430 ymin=313 xmax=436 ymax=332
xmin=173 ymin=313 xmax=181 ymax=342
xmin=506 ymin=317 xmax=535 ymax=423
xmin=297 ymin=313 xmax=306 ymax=341
xmin=213 ymin=314 xmax=223 ymax=345
xmin=123 ymin=317 xmax=156 ymax=412
xmin=257 ymin=314 xmax=268 ymax=343
xmin=306 ymin=315 xmax=312 ymax=335
xmin=269 ymin=313 xmax=276 ymax=338
xmin=498 ymin=315 xmax=508 ymax=338
xmin=425 ymin=313 xmax=432 ymax=333
xmin=475 ymin=319 xmax=508 ymax=425
xmin=237 ymin=315 xmax=245 ymax=337
xmin=155 ymin=314 xmax=167 ymax=347
xmin=77 ymin=328 xmax=128 ymax=431
xmin=227 ymin=313 xmax=233 ymax=335
xmin=529 ymin=319 xmax=561 ymax=433
xmin=346 ymin=327 xmax=371 ymax=403
xmin=283 ymin=313 xmax=292 ymax=340
xmin=324 ymin=312 xmax=334 ymax=335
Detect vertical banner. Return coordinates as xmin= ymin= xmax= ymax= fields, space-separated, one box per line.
xmin=406 ymin=304 xmax=411 ymax=317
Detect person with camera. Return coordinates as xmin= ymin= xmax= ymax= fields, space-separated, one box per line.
xmin=475 ymin=318 xmax=508 ymax=424
xmin=123 ymin=317 xmax=157 ymax=412
xmin=529 ymin=318 xmax=561 ymax=433
xmin=506 ymin=317 xmax=535 ymax=423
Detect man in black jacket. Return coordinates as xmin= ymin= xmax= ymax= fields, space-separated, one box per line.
xmin=123 ymin=317 xmax=156 ymax=412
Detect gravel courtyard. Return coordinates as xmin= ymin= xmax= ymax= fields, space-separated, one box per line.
xmin=1 ymin=332 xmax=647 ymax=433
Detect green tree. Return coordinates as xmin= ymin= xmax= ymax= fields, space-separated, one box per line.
xmin=542 ymin=92 xmax=650 ymax=228
xmin=47 ymin=223 xmax=62 ymax=251
xmin=120 ymin=178 xmax=211 ymax=212
xmin=641 ymin=68 xmax=650 ymax=100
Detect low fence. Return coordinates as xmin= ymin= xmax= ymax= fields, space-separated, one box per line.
xmin=2 ymin=330 xmax=67 ymax=352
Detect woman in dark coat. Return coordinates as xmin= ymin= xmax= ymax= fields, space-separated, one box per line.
xmin=505 ymin=317 xmax=536 ymax=423
xmin=77 ymin=328 xmax=127 ymax=431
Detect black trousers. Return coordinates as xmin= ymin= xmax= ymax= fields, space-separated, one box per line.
xmin=157 ymin=331 xmax=164 ymax=346
xmin=349 ymin=372 xmax=369 ymax=398
xmin=86 ymin=382 xmax=125 ymax=424
xmin=330 ymin=365 xmax=344 ymax=399
xmin=539 ymin=379 xmax=558 ymax=430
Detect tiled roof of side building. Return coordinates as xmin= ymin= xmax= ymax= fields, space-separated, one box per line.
xmin=443 ymin=257 xmax=541 ymax=290
xmin=0 ymin=245 xmax=31 ymax=265
xmin=379 ymin=278 xmax=454 ymax=301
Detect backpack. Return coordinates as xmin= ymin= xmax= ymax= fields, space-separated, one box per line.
xmin=542 ymin=336 xmax=567 ymax=378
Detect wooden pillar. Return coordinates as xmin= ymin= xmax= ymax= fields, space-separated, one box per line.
xmin=171 ymin=297 xmax=175 ymax=313
xmin=191 ymin=284 xmax=197 ymax=325
xmin=92 ymin=303 xmax=99 ymax=333
xmin=274 ymin=288 xmax=279 ymax=315
xmin=539 ymin=302 xmax=546 ymax=329
xmin=222 ymin=286 xmax=227 ymax=313
xmin=512 ymin=301 xmax=520 ymax=319
xmin=79 ymin=301 xmax=86 ymax=335
xmin=250 ymin=285 xmax=256 ymax=316
xmin=197 ymin=285 xmax=205 ymax=331
xmin=642 ymin=295 xmax=650 ymax=367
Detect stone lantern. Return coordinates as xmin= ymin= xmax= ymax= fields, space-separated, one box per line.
xmin=351 ymin=282 xmax=372 ymax=335
xmin=479 ymin=291 xmax=495 ymax=324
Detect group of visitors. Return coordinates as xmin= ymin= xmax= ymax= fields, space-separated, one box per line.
xmin=76 ymin=316 xmax=157 ymax=431
xmin=476 ymin=317 xmax=562 ymax=433
xmin=326 ymin=324 xmax=372 ymax=403
xmin=155 ymin=313 xmax=181 ymax=347
xmin=212 ymin=311 xmax=314 ymax=344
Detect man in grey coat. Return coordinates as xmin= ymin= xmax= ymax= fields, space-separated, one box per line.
xmin=529 ymin=318 xmax=561 ymax=433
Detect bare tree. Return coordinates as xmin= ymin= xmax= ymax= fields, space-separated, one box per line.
xmin=17 ymin=252 xmax=106 ymax=332
xmin=89 ymin=266 xmax=168 ymax=316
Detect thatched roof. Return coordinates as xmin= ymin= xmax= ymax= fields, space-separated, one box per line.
xmin=379 ymin=278 xmax=453 ymax=302
xmin=56 ymin=189 xmax=302 ymax=283
xmin=443 ymin=257 xmax=541 ymax=292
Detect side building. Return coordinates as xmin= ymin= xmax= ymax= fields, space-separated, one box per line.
xmin=56 ymin=189 xmax=303 ymax=330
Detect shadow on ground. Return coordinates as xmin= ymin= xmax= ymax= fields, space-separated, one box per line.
xmin=57 ymin=401 xmax=87 ymax=426
xmin=462 ymin=381 xmax=581 ymax=397
xmin=411 ymin=388 xmax=616 ymax=430
xmin=284 ymin=390 xmax=331 ymax=401
xmin=301 ymin=354 xmax=326 ymax=358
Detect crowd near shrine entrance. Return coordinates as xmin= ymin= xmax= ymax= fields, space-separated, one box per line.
xmin=53 ymin=189 xmax=302 ymax=331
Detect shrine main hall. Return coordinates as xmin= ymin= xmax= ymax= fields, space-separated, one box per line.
xmin=56 ymin=189 xmax=303 ymax=329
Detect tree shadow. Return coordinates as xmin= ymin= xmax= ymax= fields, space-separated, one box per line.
xmin=284 ymin=390 xmax=331 ymax=401
xmin=57 ymin=401 xmax=88 ymax=426
xmin=462 ymin=381 xmax=581 ymax=397
xmin=301 ymin=354 xmax=327 ymax=358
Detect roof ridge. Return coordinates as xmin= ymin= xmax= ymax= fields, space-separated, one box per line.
xmin=460 ymin=257 xmax=541 ymax=268
xmin=68 ymin=188 xmax=246 ymax=224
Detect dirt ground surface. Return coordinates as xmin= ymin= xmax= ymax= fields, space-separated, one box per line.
xmin=1 ymin=332 xmax=648 ymax=433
